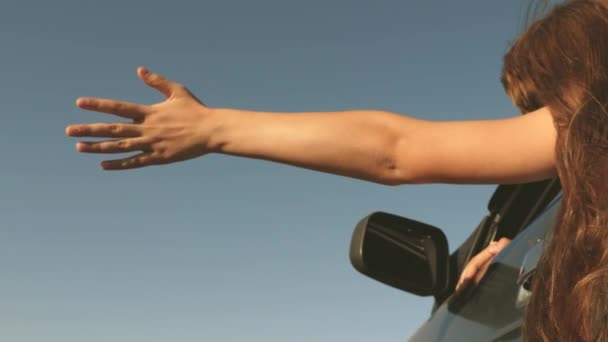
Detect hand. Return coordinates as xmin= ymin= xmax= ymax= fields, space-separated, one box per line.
xmin=455 ymin=237 xmax=511 ymax=294
xmin=66 ymin=67 xmax=215 ymax=170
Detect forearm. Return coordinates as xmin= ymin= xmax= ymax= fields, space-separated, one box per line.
xmin=208 ymin=108 xmax=417 ymax=185
xmin=69 ymin=68 xmax=554 ymax=183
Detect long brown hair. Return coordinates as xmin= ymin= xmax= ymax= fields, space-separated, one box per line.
xmin=501 ymin=0 xmax=608 ymax=340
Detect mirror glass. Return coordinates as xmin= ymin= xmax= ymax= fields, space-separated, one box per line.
xmin=364 ymin=221 xmax=433 ymax=288
xmin=350 ymin=212 xmax=449 ymax=296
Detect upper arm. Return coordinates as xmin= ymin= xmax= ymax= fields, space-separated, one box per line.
xmin=395 ymin=107 xmax=557 ymax=184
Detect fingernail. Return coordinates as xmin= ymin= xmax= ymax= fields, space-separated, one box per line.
xmin=76 ymin=97 xmax=91 ymax=107
xmin=140 ymin=66 xmax=149 ymax=75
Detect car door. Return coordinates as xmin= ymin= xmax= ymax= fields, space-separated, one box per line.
xmin=409 ymin=180 xmax=560 ymax=342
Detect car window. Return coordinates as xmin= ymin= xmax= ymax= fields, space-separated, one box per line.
xmin=452 ymin=200 xmax=558 ymax=338
xmin=409 ymin=199 xmax=560 ymax=341
xmin=437 ymin=179 xmax=560 ymax=308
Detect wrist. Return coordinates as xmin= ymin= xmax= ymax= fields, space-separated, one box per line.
xmin=204 ymin=107 xmax=239 ymax=153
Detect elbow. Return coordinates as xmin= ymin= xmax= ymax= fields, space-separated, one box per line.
xmin=374 ymin=137 xmax=429 ymax=186
xmin=377 ymin=167 xmax=427 ymax=186
xmin=375 ymin=176 xmax=407 ymax=187
xmin=374 ymin=156 xmax=426 ymax=186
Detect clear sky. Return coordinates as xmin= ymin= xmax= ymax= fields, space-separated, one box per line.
xmin=2 ymin=1 xmax=541 ymax=341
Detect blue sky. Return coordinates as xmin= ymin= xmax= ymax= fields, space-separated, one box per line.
xmin=2 ymin=1 xmax=539 ymax=341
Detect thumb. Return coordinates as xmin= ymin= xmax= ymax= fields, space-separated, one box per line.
xmin=137 ymin=66 xmax=186 ymax=98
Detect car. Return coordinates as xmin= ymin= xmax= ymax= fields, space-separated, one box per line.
xmin=349 ymin=178 xmax=561 ymax=341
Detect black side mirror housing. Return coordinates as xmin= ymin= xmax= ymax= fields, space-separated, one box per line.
xmin=350 ymin=212 xmax=450 ymax=297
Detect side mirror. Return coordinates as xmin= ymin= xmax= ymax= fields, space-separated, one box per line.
xmin=350 ymin=212 xmax=449 ymax=296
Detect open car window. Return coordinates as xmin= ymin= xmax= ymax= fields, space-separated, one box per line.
xmin=434 ymin=178 xmax=561 ymax=307
xmin=412 ymin=190 xmax=562 ymax=342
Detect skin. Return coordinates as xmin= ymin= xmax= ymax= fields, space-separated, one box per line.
xmin=66 ymin=67 xmax=555 ymax=285
xmin=66 ymin=67 xmax=557 ymax=185
xmin=455 ymin=237 xmax=512 ymax=294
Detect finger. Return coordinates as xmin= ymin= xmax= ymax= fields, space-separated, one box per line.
xmin=137 ymin=66 xmax=188 ymax=98
xmin=457 ymin=266 xmax=479 ymax=289
xmin=474 ymin=261 xmax=494 ymax=284
xmin=463 ymin=248 xmax=496 ymax=277
xmin=101 ymin=152 xmax=154 ymax=170
xmin=471 ymin=239 xmax=511 ymax=285
xmin=455 ymin=279 xmax=472 ymax=294
xmin=459 ymin=239 xmax=512 ymax=288
xmin=490 ymin=237 xmax=511 ymax=254
xmin=76 ymin=97 xmax=147 ymax=120
xmin=66 ymin=123 xmax=141 ymax=138
xmin=76 ymin=138 xmax=150 ymax=154
xmin=456 ymin=249 xmax=496 ymax=289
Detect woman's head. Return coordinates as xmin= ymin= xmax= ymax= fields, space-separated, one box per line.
xmin=502 ymin=0 xmax=608 ymax=115
xmin=501 ymin=1 xmax=608 ymax=341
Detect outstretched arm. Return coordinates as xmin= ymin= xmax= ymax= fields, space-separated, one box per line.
xmin=66 ymin=67 xmax=556 ymax=185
